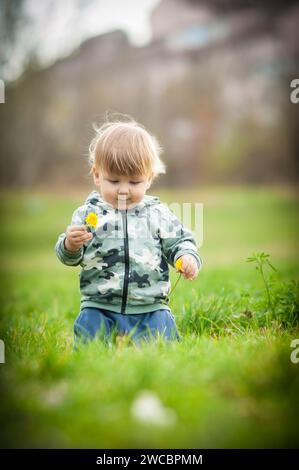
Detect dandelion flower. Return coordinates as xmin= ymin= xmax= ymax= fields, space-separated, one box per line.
xmin=175 ymin=258 xmax=183 ymax=272
xmin=85 ymin=212 xmax=98 ymax=229
xmin=42 ymin=381 xmax=68 ymax=407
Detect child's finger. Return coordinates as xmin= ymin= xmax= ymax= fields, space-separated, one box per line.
xmin=184 ymin=260 xmax=197 ymax=272
xmin=183 ymin=273 xmax=192 ymax=280
xmin=184 ymin=271 xmax=193 ymax=279
xmin=183 ymin=265 xmax=197 ymax=278
xmin=182 ymin=261 xmax=192 ymax=272
xmin=69 ymin=234 xmax=84 ymax=240
xmin=68 ymin=225 xmax=87 ymax=233
xmin=69 ymin=230 xmax=89 ymax=238
xmin=184 ymin=273 xmax=194 ymax=280
xmin=188 ymin=269 xmax=199 ymax=280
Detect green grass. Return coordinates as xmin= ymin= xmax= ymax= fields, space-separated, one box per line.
xmin=0 ymin=185 xmax=299 ymax=448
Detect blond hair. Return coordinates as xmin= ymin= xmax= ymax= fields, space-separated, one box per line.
xmin=88 ymin=115 xmax=166 ymax=181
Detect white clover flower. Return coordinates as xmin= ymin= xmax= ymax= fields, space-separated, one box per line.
xmin=131 ymin=390 xmax=177 ymax=427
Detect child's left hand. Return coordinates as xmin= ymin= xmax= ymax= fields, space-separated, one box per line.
xmin=175 ymin=254 xmax=199 ymax=280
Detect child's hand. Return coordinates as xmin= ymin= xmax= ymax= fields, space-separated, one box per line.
xmin=65 ymin=225 xmax=93 ymax=252
xmin=175 ymin=254 xmax=199 ymax=280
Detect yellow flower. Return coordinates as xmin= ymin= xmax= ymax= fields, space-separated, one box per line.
xmin=85 ymin=212 xmax=98 ymax=229
xmin=175 ymin=258 xmax=183 ymax=272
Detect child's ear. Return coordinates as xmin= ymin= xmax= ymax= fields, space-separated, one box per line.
xmin=92 ymin=165 xmax=101 ymax=185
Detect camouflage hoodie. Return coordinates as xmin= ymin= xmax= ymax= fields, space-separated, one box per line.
xmin=55 ymin=190 xmax=202 ymax=314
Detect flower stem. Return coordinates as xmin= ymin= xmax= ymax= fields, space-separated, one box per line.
xmin=166 ymin=273 xmax=182 ymax=301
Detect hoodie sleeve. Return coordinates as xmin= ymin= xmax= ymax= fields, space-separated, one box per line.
xmin=158 ymin=205 xmax=203 ymax=270
xmin=55 ymin=205 xmax=87 ymax=267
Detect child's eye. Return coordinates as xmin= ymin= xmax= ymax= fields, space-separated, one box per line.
xmin=130 ymin=181 xmax=141 ymax=185
xmin=109 ymin=180 xmax=118 ymax=184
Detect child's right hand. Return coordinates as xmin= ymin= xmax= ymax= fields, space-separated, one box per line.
xmin=64 ymin=225 xmax=93 ymax=252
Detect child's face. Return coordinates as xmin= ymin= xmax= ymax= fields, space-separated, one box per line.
xmin=92 ymin=167 xmax=152 ymax=210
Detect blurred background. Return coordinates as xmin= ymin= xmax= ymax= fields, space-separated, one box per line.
xmin=1 ymin=0 xmax=299 ymax=189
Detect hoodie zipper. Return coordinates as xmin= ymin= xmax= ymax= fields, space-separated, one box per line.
xmin=121 ymin=209 xmax=129 ymax=314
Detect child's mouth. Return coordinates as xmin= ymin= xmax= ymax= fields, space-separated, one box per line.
xmin=118 ymin=197 xmax=130 ymax=202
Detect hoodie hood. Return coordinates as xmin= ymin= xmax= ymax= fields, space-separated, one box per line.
xmin=84 ymin=190 xmax=160 ymax=213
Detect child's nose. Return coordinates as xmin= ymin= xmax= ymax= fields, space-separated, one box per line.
xmin=118 ymin=184 xmax=129 ymax=194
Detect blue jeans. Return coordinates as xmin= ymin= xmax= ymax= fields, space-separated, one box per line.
xmin=74 ymin=307 xmax=181 ymax=346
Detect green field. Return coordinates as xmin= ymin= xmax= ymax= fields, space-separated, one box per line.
xmin=0 ymin=186 xmax=298 ymax=448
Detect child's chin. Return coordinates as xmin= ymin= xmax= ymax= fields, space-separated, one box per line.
xmin=116 ymin=199 xmax=137 ymax=209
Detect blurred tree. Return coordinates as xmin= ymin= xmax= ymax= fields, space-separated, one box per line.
xmin=188 ymin=0 xmax=298 ymax=13
xmin=0 ymin=0 xmax=27 ymax=73
xmin=1 ymin=0 xmax=298 ymax=187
